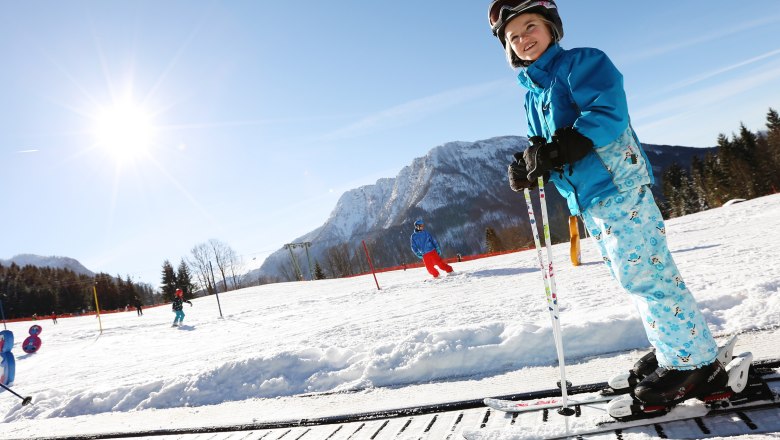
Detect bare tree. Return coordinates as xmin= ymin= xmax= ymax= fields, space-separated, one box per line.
xmin=352 ymin=245 xmax=366 ymax=274
xmin=326 ymin=244 xmax=352 ymax=278
xmin=188 ymin=243 xmax=216 ymax=295
xmin=226 ymin=246 xmax=245 ymax=289
xmin=207 ymin=239 xmax=247 ymax=292
xmin=207 ymin=239 xmax=230 ymax=293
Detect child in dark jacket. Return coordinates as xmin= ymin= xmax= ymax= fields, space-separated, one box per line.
xmin=172 ymin=289 xmax=192 ymax=327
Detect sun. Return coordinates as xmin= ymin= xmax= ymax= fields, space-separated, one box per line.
xmin=93 ymin=100 xmax=156 ymax=163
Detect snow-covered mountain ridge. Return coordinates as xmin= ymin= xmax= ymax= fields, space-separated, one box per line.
xmin=253 ymin=136 xmax=711 ymax=281
xmin=0 ymin=254 xmax=94 ymax=276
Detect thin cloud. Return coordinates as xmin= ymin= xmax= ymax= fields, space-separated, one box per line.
xmin=320 ymin=80 xmax=509 ymax=141
xmin=664 ymin=48 xmax=780 ymax=93
xmin=16 ymin=149 xmax=39 ymax=153
xmin=631 ymin=48 xmax=780 ymax=102
xmin=623 ymin=14 xmax=780 ymax=63
xmin=633 ymin=62 xmax=780 ymax=132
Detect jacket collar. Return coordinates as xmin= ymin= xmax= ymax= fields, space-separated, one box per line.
xmin=517 ymin=43 xmax=563 ymax=90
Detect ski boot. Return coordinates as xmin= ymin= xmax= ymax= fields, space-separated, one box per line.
xmin=606 ymin=350 xmax=753 ymax=421
xmin=604 ymin=335 xmax=739 ymax=396
xmin=633 ymin=358 xmax=730 ymax=406
xmin=603 ymin=350 xmax=658 ymax=396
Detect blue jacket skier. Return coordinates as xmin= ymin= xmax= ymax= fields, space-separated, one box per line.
xmin=488 ymin=0 xmax=727 ymax=407
xmin=172 ymin=289 xmax=192 ymax=327
xmin=410 ymin=219 xmax=453 ymax=278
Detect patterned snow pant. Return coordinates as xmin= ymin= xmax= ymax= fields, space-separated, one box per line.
xmin=581 ymin=185 xmax=718 ymax=369
xmin=422 ymin=250 xmax=453 ymax=278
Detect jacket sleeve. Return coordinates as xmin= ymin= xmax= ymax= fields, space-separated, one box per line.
xmin=566 ymin=48 xmax=629 ymax=147
xmin=431 ymin=235 xmax=441 ymax=253
xmin=410 ymin=235 xmax=419 ymax=254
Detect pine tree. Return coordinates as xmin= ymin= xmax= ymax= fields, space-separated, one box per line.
xmin=120 ymin=275 xmax=137 ymax=309
xmin=689 ymin=155 xmax=710 ymax=212
xmin=176 ymin=259 xmax=196 ymax=298
xmin=764 ymin=108 xmax=780 ymax=192
xmin=679 ymin=174 xmax=699 ymax=215
xmin=662 ymin=162 xmax=684 ymax=217
xmin=161 ymin=260 xmax=177 ymax=300
xmin=736 ymin=123 xmax=761 ymax=197
xmin=94 ymin=273 xmax=119 ymax=311
xmin=713 ymin=134 xmax=739 ymax=202
xmin=702 ymin=152 xmax=728 ymax=207
xmin=313 ymin=261 xmax=326 ymax=280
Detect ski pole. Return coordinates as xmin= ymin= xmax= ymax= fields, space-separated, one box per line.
xmin=523 ymin=176 xmax=574 ymax=416
xmin=536 ymin=176 xmax=574 ymax=415
xmin=523 ymin=188 xmax=564 ymax=356
xmin=0 ymin=382 xmax=33 ymax=406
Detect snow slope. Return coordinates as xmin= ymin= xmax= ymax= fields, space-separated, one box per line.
xmin=1 ymin=193 xmax=779 ymax=439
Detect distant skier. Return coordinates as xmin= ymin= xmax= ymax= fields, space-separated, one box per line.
xmin=489 ymin=0 xmax=726 ymax=407
xmin=410 ymin=219 xmax=453 ymax=278
xmin=171 ymin=289 xmax=192 ymax=327
xmin=134 ymin=297 xmax=144 ymax=316
xmin=50 ymin=312 xmax=57 ymax=324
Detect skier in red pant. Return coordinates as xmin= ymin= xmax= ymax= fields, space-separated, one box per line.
xmin=410 ymin=219 xmax=453 ymax=278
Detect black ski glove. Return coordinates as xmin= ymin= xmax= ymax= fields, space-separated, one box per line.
xmin=508 ymin=152 xmax=533 ymax=192
xmin=554 ymin=126 xmax=594 ymax=165
xmin=524 ymin=128 xmax=593 ymax=180
xmin=509 ymin=151 xmax=547 ymax=191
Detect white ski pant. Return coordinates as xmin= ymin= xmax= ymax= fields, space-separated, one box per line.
xmin=581 ymin=185 xmax=718 ymax=369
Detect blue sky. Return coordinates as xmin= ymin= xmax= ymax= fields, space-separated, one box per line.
xmin=2 ymin=1 xmax=780 ymax=286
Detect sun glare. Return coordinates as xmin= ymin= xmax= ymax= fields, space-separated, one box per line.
xmin=94 ymin=101 xmax=156 ymax=162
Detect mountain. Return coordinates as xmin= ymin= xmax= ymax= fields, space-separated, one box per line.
xmin=251 ymin=136 xmax=714 ymax=282
xmin=0 ymin=254 xmax=94 ymax=277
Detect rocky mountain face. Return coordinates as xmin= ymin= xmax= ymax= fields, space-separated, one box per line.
xmin=250 ymin=136 xmax=712 ymax=282
xmin=0 ymin=254 xmax=94 ymax=276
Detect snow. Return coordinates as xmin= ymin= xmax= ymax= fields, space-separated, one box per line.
xmin=2 ymin=193 xmax=780 ymax=439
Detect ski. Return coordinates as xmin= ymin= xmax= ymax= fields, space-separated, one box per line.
xmin=485 ymin=335 xmax=741 ymax=414
xmin=464 ymin=364 xmax=778 ymax=440
xmin=484 ymin=393 xmax=615 ymax=413
xmin=465 ymin=396 xmax=780 ymax=440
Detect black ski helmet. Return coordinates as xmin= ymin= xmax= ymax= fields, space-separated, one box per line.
xmin=488 ymin=0 xmax=564 ymax=67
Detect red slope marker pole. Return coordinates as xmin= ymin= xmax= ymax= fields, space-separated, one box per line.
xmin=362 ymin=240 xmax=381 ymax=291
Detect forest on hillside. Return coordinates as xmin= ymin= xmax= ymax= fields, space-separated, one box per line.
xmin=660 ymin=108 xmax=780 ymax=217
xmin=0 ymin=265 xmax=160 ymax=319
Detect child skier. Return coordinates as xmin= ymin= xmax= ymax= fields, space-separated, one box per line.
xmin=410 ymin=219 xmax=453 ymax=278
xmin=171 ymin=289 xmax=192 ymax=327
xmin=488 ymin=0 xmax=726 ymax=407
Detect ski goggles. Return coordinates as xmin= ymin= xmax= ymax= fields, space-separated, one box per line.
xmin=489 ymin=0 xmax=557 ymax=35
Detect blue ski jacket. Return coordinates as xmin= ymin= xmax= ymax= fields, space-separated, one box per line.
xmin=517 ymin=44 xmax=654 ymax=215
xmin=410 ymin=230 xmax=440 ymax=259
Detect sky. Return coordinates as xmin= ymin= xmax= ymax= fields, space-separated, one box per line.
xmin=0 ymin=193 xmax=779 ymax=439
xmin=2 ymin=1 xmax=780 ymax=286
